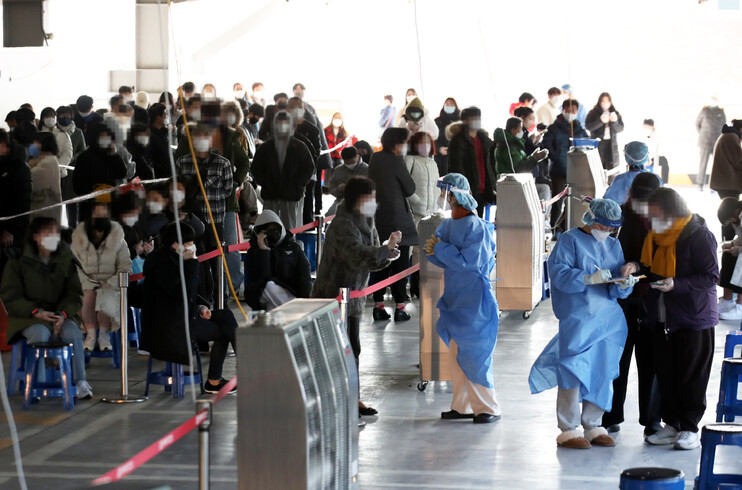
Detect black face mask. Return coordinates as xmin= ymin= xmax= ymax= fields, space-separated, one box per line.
xmin=265 ymin=228 xmax=282 ymax=247
xmin=91 ymin=217 xmax=111 ymax=233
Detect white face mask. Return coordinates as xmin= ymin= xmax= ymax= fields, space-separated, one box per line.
xmin=359 ymin=199 xmax=378 ymax=217
xmin=275 ymin=123 xmax=291 ymax=137
xmin=121 ymin=215 xmax=139 ymax=227
xmin=234 ymin=90 xmax=245 ymax=99
xmin=147 ymin=201 xmax=164 ymax=214
xmin=406 ymin=95 xmax=416 ymax=104
xmin=135 ymin=135 xmax=149 ymax=146
xmin=417 ymin=144 xmax=431 ymax=156
xmin=600 ymin=101 xmax=612 ymax=111
xmin=43 ymin=117 xmax=56 ymax=129
xmin=631 ymin=200 xmax=649 ymax=217
xmin=515 ymin=130 xmax=524 ymax=139
xmin=332 ymin=119 xmax=343 ymax=128
xmin=564 ymin=113 xmax=578 ymax=123
xmin=651 ymin=217 xmax=673 ymax=234
xmin=190 ymin=109 xmax=201 ymax=122
xmin=186 ymin=243 xmax=197 ymax=254
xmin=226 ymin=114 xmax=237 ymax=126
xmin=443 ymin=105 xmax=456 ymax=114
xmin=399 ymin=145 xmax=408 ymax=157
xmin=253 ymin=91 xmax=264 ymax=101
xmin=40 ymin=234 xmax=61 ymax=252
xmin=549 ymin=96 xmax=561 ymax=107
xmin=123 ymin=95 xmax=133 ymax=104
xmin=98 ymin=136 xmax=112 ymax=148
xmin=591 ymin=229 xmax=610 ymax=243
xmin=289 ymin=108 xmax=304 ymax=121
xmin=194 ymin=137 xmax=211 ymax=153
xmin=172 ymin=189 xmax=185 ymax=203
xmin=203 ymin=92 xmax=216 ymax=100
xmin=469 ymin=119 xmax=482 ymax=131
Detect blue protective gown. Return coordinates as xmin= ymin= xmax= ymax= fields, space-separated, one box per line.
xmin=603 ymin=169 xmax=662 ymax=205
xmin=428 ymin=215 xmax=499 ymax=388
xmin=528 ymin=228 xmax=632 ymax=411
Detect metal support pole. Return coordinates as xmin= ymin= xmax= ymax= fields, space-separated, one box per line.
xmin=339 ymin=287 xmax=350 ymax=332
xmin=315 ymin=214 xmax=324 ymax=267
xmin=103 ymin=272 xmax=147 ymax=403
xmin=197 ymin=399 xmax=213 ymax=490
xmin=565 ymin=186 xmax=572 ymax=231
xmin=217 ymin=244 xmax=225 ymax=310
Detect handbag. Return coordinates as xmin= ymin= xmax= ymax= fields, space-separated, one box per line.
xmin=730 ymin=254 xmax=742 ymax=288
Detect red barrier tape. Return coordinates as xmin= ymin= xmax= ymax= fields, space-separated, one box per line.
xmin=543 ymin=186 xmax=570 ymax=208
xmin=129 ymin=215 xmax=337 ymax=282
xmin=90 ymin=375 xmax=238 ymax=486
xmin=334 ymin=263 xmax=420 ymax=301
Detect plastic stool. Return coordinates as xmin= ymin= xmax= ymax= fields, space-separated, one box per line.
xmin=694 ymin=423 xmax=742 ymax=490
xmin=619 ymin=468 xmax=684 ymax=489
xmin=23 ymin=342 xmax=77 ymax=410
xmin=725 ymin=330 xmax=742 ymax=358
xmin=84 ymin=329 xmax=122 ymax=369
xmin=716 ymin=358 xmax=742 ymax=422
xmin=144 ymin=347 xmax=204 ymax=399
xmin=7 ymin=339 xmax=28 ymax=395
xmin=296 ymin=232 xmax=318 ymax=272
xmin=128 ymin=308 xmax=141 ymax=349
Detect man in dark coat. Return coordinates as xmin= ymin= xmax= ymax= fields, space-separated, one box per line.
xmin=74 ymin=95 xmax=104 ymax=143
xmin=447 ymin=107 xmax=496 ymax=216
xmin=542 ymin=99 xmax=588 ymax=231
xmin=140 ymin=222 xmax=237 ymax=394
xmin=367 ymin=127 xmax=417 ymax=322
xmin=251 ymin=111 xmax=315 ymax=230
xmin=0 ymin=129 xmax=32 ymax=278
xmin=244 ymin=210 xmax=312 ymax=310
xmin=147 ymin=103 xmax=173 ymax=178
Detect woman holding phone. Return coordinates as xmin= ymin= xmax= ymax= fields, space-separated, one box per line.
xmin=0 ymin=217 xmax=93 ymax=399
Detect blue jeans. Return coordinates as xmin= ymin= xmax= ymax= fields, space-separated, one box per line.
xmin=23 ymin=321 xmax=86 ymax=382
xmin=223 ymin=211 xmax=244 ymax=290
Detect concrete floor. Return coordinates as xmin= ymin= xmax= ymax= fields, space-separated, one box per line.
xmin=0 ymin=186 xmax=741 ymax=489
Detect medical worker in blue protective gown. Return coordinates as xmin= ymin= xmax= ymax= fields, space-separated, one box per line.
xmin=423 ymin=173 xmax=500 ymax=424
xmin=603 ymin=141 xmax=661 ymax=205
xmin=529 ymin=198 xmax=639 ymax=448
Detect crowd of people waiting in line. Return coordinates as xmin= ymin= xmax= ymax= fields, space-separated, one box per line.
xmin=1 ymin=81 xmax=741 ymax=443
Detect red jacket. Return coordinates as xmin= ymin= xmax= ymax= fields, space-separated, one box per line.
xmin=324 ymin=126 xmax=357 ymax=160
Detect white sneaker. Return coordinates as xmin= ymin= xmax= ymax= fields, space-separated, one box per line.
xmin=646 ymin=424 xmax=680 ymax=445
xmin=719 ymin=304 xmax=742 ymax=321
xmin=83 ymin=332 xmax=96 ymax=351
xmin=718 ymin=298 xmax=735 ymax=314
xmin=76 ymin=380 xmax=93 ymax=399
xmin=673 ymin=430 xmax=700 ymax=450
xmin=98 ymin=331 xmax=112 ymax=351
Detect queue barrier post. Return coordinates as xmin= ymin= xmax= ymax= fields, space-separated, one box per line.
xmin=315 ymin=214 xmax=324 ymax=267
xmin=339 ymin=287 xmax=350 ymax=332
xmin=217 ymin=244 xmax=225 ymax=310
xmin=197 ymin=399 xmax=213 ymax=490
xmin=565 ymin=186 xmax=572 ymax=231
xmin=102 ymin=272 xmax=147 ymax=404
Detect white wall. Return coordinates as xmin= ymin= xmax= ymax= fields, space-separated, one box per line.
xmin=1 ymin=0 xmax=741 ymax=174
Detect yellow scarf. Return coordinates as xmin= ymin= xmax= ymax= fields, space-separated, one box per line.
xmin=640 ymin=214 xmax=692 ymax=278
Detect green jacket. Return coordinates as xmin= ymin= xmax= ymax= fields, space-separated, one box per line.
xmin=174 ymin=126 xmax=250 ymax=212
xmin=493 ymin=128 xmax=538 ymax=180
xmin=0 ymin=243 xmax=83 ymax=342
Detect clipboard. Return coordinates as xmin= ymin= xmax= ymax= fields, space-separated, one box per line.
xmin=596 ymin=275 xmax=646 ymax=285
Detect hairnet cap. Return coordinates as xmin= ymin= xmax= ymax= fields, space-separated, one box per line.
xmin=624 ymin=141 xmax=649 ymax=168
xmin=440 ymin=173 xmax=478 ymax=212
xmin=581 ymin=198 xmax=623 ymax=228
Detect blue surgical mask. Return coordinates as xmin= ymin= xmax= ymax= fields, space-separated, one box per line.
xmin=443 ymin=106 xmax=456 ymax=115
xmin=28 ymin=144 xmax=41 ymax=158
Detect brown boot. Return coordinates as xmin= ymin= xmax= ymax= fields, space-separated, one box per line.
xmin=556 ymin=430 xmax=591 ymax=449
xmin=586 ymin=427 xmax=615 ymax=447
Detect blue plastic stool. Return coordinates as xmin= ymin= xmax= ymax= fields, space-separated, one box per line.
xmin=716 ymin=358 xmax=742 ymax=422
xmin=296 ymin=232 xmax=318 ymax=272
xmin=694 ymin=424 xmax=742 ymax=489
xmin=619 ymin=468 xmax=685 ymax=489
xmin=144 ymin=347 xmax=204 ymax=399
xmin=725 ymin=330 xmax=742 ymax=358
xmin=84 ymin=329 xmax=122 ymax=369
xmin=128 ymin=308 xmax=141 ymax=349
xmin=23 ymin=342 xmax=77 ymax=410
xmin=7 ymin=339 xmax=28 ymax=395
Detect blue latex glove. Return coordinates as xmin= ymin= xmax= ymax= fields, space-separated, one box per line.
xmin=583 ymin=269 xmax=612 ymax=285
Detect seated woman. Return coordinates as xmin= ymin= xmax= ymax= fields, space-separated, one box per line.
xmin=244 ymin=209 xmax=312 ymax=311
xmin=0 ymin=217 xmax=92 ymax=399
xmin=140 ymin=222 xmax=237 ymax=394
xmin=716 ymin=197 xmax=742 ymax=320
xmin=71 ymin=201 xmax=132 ymax=352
